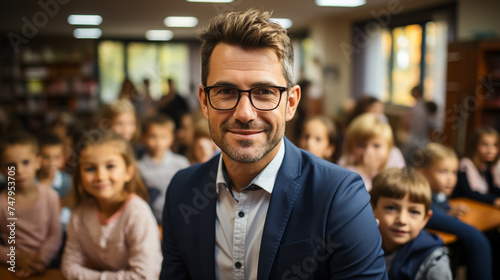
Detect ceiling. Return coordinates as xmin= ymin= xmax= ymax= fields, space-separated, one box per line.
xmin=1 ymin=0 xmax=452 ymax=41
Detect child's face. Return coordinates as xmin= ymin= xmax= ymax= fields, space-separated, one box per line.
xmin=193 ymin=137 xmax=217 ymax=163
xmin=476 ymin=134 xmax=499 ymax=163
xmin=420 ymin=158 xmax=458 ymax=196
xmin=79 ymin=143 xmax=133 ymax=203
xmin=111 ymin=112 xmax=136 ymax=141
xmin=299 ymin=119 xmax=334 ymax=160
xmin=39 ymin=145 xmax=65 ymax=175
xmin=1 ymin=144 xmax=40 ymax=189
xmin=177 ymin=115 xmax=194 ymax=146
xmin=372 ymin=194 xmax=431 ymax=252
xmin=143 ymin=124 xmax=174 ymax=157
xmin=353 ymin=136 xmax=389 ymax=167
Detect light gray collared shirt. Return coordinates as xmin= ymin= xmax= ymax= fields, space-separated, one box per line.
xmin=215 ymin=139 xmax=285 ymax=280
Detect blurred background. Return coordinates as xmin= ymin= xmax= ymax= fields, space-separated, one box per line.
xmin=0 ymin=0 xmax=499 ymax=155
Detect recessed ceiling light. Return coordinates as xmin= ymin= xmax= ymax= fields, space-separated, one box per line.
xmin=73 ymin=28 xmax=102 ymax=39
xmin=164 ymin=16 xmax=198 ymax=27
xmin=146 ymin=30 xmax=174 ymax=41
xmin=68 ymin=15 xmax=103 ymax=25
xmin=316 ymin=0 xmax=366 ymax=7
xmin=270 ymin=18 xmax=293 ymax=29
xmin=187 ymin=0 xmax=233 ymax=2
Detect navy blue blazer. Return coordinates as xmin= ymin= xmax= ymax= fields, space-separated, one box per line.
xmin=160 ymin=138 xmax=387 ymax=279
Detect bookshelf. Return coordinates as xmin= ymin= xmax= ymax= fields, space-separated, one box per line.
xmin=0 ymin=37 xmax=99 ymax=133
xmin=443 ymin=40 xmax=500 ymax=156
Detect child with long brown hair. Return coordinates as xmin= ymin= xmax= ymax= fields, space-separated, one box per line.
xmin=61 ymin=130 xmax=161 ymax=279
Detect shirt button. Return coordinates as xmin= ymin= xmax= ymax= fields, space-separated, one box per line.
xmin=238 ymin=211 xmax=245 ymax=218
xmin=235 ymin=262 xmax=242 ymax=269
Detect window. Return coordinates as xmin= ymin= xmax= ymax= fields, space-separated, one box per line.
xmin=98 ymin=41 xmax=190 ymax=103
xmin=380 ymin=21 xmax=448 ymax=107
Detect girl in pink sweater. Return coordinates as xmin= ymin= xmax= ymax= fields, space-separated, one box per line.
xmin=62 ymin=130 xmax=161 ymax=280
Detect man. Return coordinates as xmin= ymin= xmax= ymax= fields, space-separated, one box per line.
xmin=160 ymin=9 xmax=387 ymax=280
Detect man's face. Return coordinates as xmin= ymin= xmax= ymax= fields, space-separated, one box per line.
xmin=199 ymin=43 xmax=300 ymax=164
xmin=372 ymin=194 xmax=431 ymax=252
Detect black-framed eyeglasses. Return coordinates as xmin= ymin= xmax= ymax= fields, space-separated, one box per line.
xmin=203 ymin=85 xmax=289 ymax=111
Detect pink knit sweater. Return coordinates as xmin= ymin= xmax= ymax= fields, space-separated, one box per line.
xmin=0 ymin=185 xmax=62 ymax=266
xmin=61 ymin=194 xmax=162 ymax=280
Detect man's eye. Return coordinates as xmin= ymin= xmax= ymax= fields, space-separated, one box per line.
xmin=254 ymin=87 xmax=275 ymax=95
xmin=217 ymin=88 xmax=237 ymax=95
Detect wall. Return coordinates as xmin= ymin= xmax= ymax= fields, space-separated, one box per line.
xmin=457 ymin=0 xmax=500 ymax=40
xmin=309 ymin=17 xmax=351 ymax=117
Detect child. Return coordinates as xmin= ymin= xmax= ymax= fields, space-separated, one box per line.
xmin=61 ymin=129 xmax=161 ymax=279
xmin=453 ymin=126 xmax=500 ymax=208
xmin=299 ymin=115 xmax=337 ymax=162
xmin=37 ymin=133 xmax=73 ymax=232
xmin=37 ymin=133 xmax=72 ymax=201
xmin=342 ymin=113 xmax=399 ymax=191
xmin=415 ymin=142 xmax=493 ymax=280
xmin=0 ymin=131 xmax=62 ymax=278
xmin=190 ymin=117 xmax=219 ymax=165
xmin=138 ymin=115 xmax=190 ymax=223
xmin=370 ymin=168 xmax=452 ymax=280
xmin=99 ymin=99 xmax=145 ymax=159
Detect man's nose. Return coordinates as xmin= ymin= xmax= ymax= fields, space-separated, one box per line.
xmin=232 ymin=93 xmax=257 ymax=123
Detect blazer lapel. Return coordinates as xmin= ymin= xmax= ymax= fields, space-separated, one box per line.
xmin=196 ymin=159 xmax=219 ymax=280
xmin=257 ymin=139 xmax=302 ymax=280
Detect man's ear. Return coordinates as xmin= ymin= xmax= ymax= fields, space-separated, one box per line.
xmin=285 ymin=85 xmax=301 ymax=122
xmin=198 ymin=84 xmax=209 ymax=120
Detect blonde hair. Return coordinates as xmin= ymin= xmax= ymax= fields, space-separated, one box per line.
xmin=371 ymin=168 xmax=432 ymax=212
xmin=413 ymin=142 xmax=458 ymax=169
xmin=99 ymin=99 xmax=140 ymax=141
xmin=199 ymin=8 xmax=294 ymax=86
xmin=343 ymin=113 xmax=393 ymax=166
xmin=72 ymin=130 xmax=148 ymax=206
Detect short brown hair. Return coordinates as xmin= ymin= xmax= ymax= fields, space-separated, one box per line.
xmin=370 ymin=168 xmax=432 ymax=212
xmin=0 ymin=130 xmax=39 ymax=159
xmin=142 ymin=114 xmax=176 ymax=135
xmin=413 ymin=142 xmax=457 ymax=169
xmin=199 ymin=8 xmax=294 ymax=86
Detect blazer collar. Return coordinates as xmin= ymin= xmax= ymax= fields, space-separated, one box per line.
xmin=257 ymin=138 xmax=303 ymax=280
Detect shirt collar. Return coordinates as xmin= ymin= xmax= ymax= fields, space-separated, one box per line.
xmin=216 ymin=138 xmax=285 ymax=194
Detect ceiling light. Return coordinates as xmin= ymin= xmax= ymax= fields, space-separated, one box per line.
xmin=68 ymin=15 xmax=103 ymax=25
xmin=270 ymin=18 xmax=293 ymax=29
xmin=187 ymin=0 xmax=233 ymax=2
xmin=164 ymin=16 xmax=198 ymax=27
xmin=316 ymin=0 xmax=366 ymax=7
xmin=73 ymin=28 xmax=102 ymax=39
xmin=146 ymin=30 xmax=174 ymax=41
